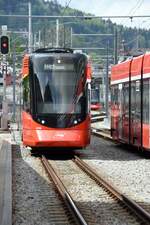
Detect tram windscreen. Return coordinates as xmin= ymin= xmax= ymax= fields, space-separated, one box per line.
xmin=91 ymin=89 xmax=99 ymax=103
xmin=32 ymin=55 xmax=87 ymax=115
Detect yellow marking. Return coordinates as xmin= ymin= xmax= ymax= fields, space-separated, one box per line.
xmin=23 ymin=73 xmax=29 ymax=79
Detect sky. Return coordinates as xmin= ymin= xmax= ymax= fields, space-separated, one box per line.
xmin=57 ymin=0 xmax=150 ymax=29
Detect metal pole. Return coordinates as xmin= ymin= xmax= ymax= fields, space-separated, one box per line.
xmin=19 ymin=79 xmax=22 ymax=131
xmin=2 ymin=55 xmax=6 ymax=102
xmin=33 ymin=33 xmax=36 ymax=50
xmin=114 ymin=28 xmax=118 ymax=64
xmin=43 ymin=26 xmax=46 ymax=48
xmin=63 ymin=25 xmax=66 ymax=48
xmin=70 ymin=27 xmax=72 ymax=48
xmin=136 ymin=30 xmax=139 ymax=51
xmin=72 ymin=33 xmax=113 ymax=36
xmin=12 ymin=45 xmax=16 ymax=121
xmin=38 ymin=30 xmax=41 ymax=48
xmin=122 ymin=40 xmax=125 ymax=59
xmin=105 ymin=41 xmax=109 ymax=117
xmin=28 ymin=1 xmax=32 ymax=53
xmin=56 ymin=19 xmax=59 ymax=47
xmin=1 ymin=55 xmax=8 ymax=130
xmin=51 ymin=28 xmax=54 ymax=47
xmin=1 ymin=25 xmax=8 ymax=129
xmin=0 ymin=14 xmax=150 ymax=19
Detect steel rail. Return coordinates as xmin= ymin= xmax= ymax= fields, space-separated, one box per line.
xmin=91 ymin=113 xmax=106 ymax=118
xmin=91 ymin=116 xmax=106 ymax=123
xmin=41 ymin=155 xmax=88 ymax=225
xmin=74 ymin=156 xmax=150 ymax=225
xmin=91 ymin=128 xmax=112 ymax=140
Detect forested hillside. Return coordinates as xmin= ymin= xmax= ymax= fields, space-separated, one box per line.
xmin=0 ymin=0 xmax=150 ymax=58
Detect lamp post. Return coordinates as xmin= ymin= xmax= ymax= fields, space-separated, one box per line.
xmin=105 ymin=40 xmax=109 ymax=118
xmin=28 ymin=1 xmax=32 ymax=53
xmin=56 ymin=19 xmax=59 ymax=47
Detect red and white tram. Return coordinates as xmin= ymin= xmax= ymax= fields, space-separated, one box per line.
xmin=111 ymin=52 xmax=150 ymax=150
xmin=22 ymin=48 xmax=91 ymax=148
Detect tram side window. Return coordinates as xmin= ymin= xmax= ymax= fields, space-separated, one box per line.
xmin=135 ymin=80 xmax=141 ymax=119
xmin=23 ymin=76 xmax=30 ymax=112
xmin=143 ymin=79 xmax=149 ymax=124
xmin=111 ymin=85 xmax=118 ymax=105
xmin=111 ymin=86 xmax=115 ymax=104
xmin=123 ymin=84 xmax=129 ymax=115
xmin=131 ymin=82 xmax=135 ymax=113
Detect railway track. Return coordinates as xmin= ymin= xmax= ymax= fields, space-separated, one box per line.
xmin=11 ymin=123 xmax=150 ymax=224
xmin=41 ymin=155 xmax=150 ymax=225
xmin=74 ymin=156 xmax=150 ymax=224
xmin=91 ymin=116 xmax=106 ymax=123
xmin=91 ymin=127 xmax=112 ymax=140
xmin=41 ymin=155 xmax=88 ymax=225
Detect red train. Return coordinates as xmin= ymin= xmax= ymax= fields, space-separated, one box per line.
xmin=111 ymin=52 xmax=150 ymax=151
xmin=91 ymin=88 xmax=101 ymax=110
xmin=22 ymin=48 xmax=91 ymax=148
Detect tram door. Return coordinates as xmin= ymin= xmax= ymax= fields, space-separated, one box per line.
xmin=117 ymin=83 xmax=123 ymax=140
xmin=111 ymin=85 xmax=118 ymax=139
xmin=111 ymin=84 xmax=121 ymax=140
xmin=130 ymin=80 xmax=141 ymax=147
xmin=143 ymin=79 xmax=150 ymax=149
xmin=121 ymin=82 xmax=130 ymax=143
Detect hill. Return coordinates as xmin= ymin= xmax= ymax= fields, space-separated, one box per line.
xmin=0 ymin=0 xmax=150 ymax=62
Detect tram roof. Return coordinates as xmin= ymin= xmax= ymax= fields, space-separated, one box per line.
xmin=34 ymin=48 xmax=74 ymax=54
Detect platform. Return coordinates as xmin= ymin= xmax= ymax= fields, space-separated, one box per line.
xmin=0 ymin=131 xmax=12 ymax=225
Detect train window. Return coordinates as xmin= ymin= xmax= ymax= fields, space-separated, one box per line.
xmin=33 ymin=56 xmax=87 ymax=115
xmin=111 ymin=86 xmax=114 ymax=103
xmin=91 ymin=89 xmax=99 ymax=103
xmin=119 ymin=83 xmax=122 ymax=90
xmin=143 ymin=79 xmax=149 ymax=124
xmin=136 ymin=80 xmax=140 ymax=92
xmin=34 ymin=72 xmax=83 ymax=114
xmin=122 ymin=83 xmax=129 ymax=117
xmin=111 ymin=85 xmax=118 ymax=104
xmin=131 ymin=80 xmax=141 ymax=121
xmin=131 ymin=81 xmax=136 ymax=113
xmin=135 ymin=81 xmax=141 ymax=119
xmin=23 ymin=76 xmax=30 ymax=112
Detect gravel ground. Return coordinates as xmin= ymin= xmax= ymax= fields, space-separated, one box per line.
xmin=83 ymin=135 xmax=150 ymax=212
xmin=11 ymin=123 xmax=150 ymax=224
xmin=12 ymin=145 xmax=73 ymax=225
xmin=50 ymin=160 xmax=140 ymax=225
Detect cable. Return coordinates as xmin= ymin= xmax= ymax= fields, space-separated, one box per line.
xmin=128 ymin=0 xmax=143 ymax=16
xmin=60 ymin=0 xmax=72 ymax=16
xmin=65 ymin=0 xmax=72 ymax=9
xmin=119 ymin=0 xmax=144 ymax=25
